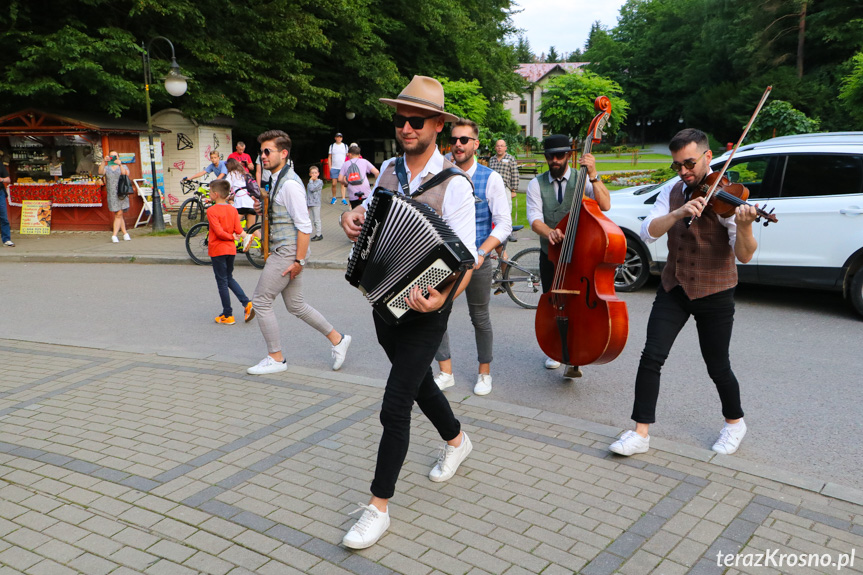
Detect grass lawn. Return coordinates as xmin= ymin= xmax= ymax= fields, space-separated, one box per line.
xmin=509 ymin=183 xmax=629 ymax=227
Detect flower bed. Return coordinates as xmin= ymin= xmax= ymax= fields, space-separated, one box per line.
xmin=601 ymin=170 xmax=666 ymax=186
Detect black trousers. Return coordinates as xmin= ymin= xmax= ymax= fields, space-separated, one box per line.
xmin=632 ymin=285 xmax=744 ymax=424
xmin=371 ymin=308 xmax=461 ymax=499
xmin=539 ymin=249 xmax=554 ymax=294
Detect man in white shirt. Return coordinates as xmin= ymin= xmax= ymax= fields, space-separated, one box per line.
xmin=433 ymin=118 xmax=512 ymax=397
xmin=339 ymin=76 xmax=476 ymax=550
xmin=246 ymin=130 xmax=351 ymax=376
xmin=526 ymin=134 xmax=610 ymax=378
xmin=328 ymin=133 xmax=349 ymax=205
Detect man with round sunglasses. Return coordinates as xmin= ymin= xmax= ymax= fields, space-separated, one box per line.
xmin=432 ymin=118 xmax=512 ymax=397
xmin=609 ymin=128 xmax=758 ymax=459
xmin=526 ymin=134 xmax=610 ymax=379
xmin=339 ymin=75 xmax=477 ymax=550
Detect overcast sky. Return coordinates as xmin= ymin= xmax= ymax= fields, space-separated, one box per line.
xmin=509 ymin=0 xmax=628 ymax=59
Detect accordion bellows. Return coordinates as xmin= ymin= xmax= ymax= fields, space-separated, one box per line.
xmin=346 ymin=189 xmax=475 ymax=325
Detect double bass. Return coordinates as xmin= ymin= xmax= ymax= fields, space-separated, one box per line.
xmin=535 ymin=97 xmax=629 ymax=366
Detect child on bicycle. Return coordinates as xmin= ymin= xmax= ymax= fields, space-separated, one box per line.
xmin=307 ymin=165 xmax=323 ymax=241
xmin=207 ymin=179 xmax=255 ymax=325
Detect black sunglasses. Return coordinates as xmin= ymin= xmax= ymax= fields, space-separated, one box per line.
xmin=544 ymin=152 xmax=568 ymax=161
xmin=394 ymin=114 xmax=439 ymax=130
xmin=448 ymin=136 xmax=477 ymax=145
xmin=670 ymin=150 xmax=707 ymax=172
xmin=261 ymin=148 xmax=278 ymax=157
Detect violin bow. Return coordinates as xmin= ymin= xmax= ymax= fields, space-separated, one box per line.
xmin=691 ymin=85 xmax=772 ymax=224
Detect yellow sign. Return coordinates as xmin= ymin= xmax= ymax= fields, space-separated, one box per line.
xmin=20 ymin=200 xmax=52 ymax=234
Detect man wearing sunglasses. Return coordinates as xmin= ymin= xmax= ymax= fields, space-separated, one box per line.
xmin=246 ymin=130 xmax=352 ymax=377
xmin=526 ymin=133 xmax=611 ymax=379
xmin=432 ymin=118 xmax=512 ymax=397
xmin=609 ymin=128 xmax=758 ymax=459
xmin=339 ymin=76 xmax=477 ymax=550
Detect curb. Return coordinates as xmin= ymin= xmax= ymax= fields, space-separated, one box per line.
xmin=0 ymin=253 xmax=349 ymax=270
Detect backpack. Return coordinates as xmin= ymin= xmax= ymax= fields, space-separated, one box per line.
xmin=117 ymin=174 xmax=133 ymax=199
xmin=344 ymin=160 xmax=364 ymax=186
xmin=243 ymin=173 xmax=261 ymax=200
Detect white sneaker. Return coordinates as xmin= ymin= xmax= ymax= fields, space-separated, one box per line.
xmin=111 ymin=236 xmax=119 ymax=243
xmin=544 ymin=357 xmax=561 ymax=369
xmin=342 ymin=503 xmax=390 ymax=549
xmin=247 ymin=356 xmax=287 ymax=375
xmin=609 ymin=430 xmax=650 ymax=456
xmin=123 ymin=233 xmax=131 ymax=241
xmin=429 ymin=432 xmax=472 ymax=482
xmin=473 ymin=374 xmax=492 ymax=396
xmin=434 ymin=372 xmax=455 ymax=391
xmin=712 ymin=420 xmax=747 ymax=455
xmin=332 ymin=334 xmax=351 ymax=370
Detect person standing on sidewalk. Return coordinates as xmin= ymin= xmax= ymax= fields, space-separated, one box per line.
xmin=609 ymin=128 xmax=758 ymax=458
xmin=433 ymin=119 xmax=511 ymax=397
xmin=306 ymin=165 xmax=323 ymax=241
xmin=247 ymin=130 xmax=351 ymax=375
xmin=339 ymin=76 xmax=476 ymax=550
xmin=527 ymin=134 xmax=610 ymax=379
xmin=98 ymin=150 xmax=131 ymax=244
xmin=488 ymin=138 xmax=520 ymax=242
xmin=0 ymin=161 xmax=13 ymax=246
xmin=338 ymin=143 xmax=379 ymax=209
xmin=206 ymin=179 xmax=254 ymax=326
xmin=328 ymin=133 xmax=349 ymax=205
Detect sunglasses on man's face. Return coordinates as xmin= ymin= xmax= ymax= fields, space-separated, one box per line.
xmin=261 ymin=148 xmax=278 ymax=157
xmin=394 ymin=114 xmax=439 ymax=130
xmin=670 ymin=150 xmax=707 ymax=172
xmin=545 ymin=152 xmax=568 ymax=161
xmin=449 ymin=136 xmax=477 ymax=145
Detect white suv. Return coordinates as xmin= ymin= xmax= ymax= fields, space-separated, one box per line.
xmin=606 ymin=132 xmax=863 ymax=318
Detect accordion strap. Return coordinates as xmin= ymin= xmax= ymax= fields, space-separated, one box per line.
xmin=394 ymin=157 xmax=472 ymax=199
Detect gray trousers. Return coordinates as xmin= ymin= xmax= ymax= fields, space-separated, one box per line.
xmin=252 ymin=246 xmax=333 ymax=354
xmin=308 ymin=205 xmax=322 ymax=236
xmin=435 ymin=256 xmax=494 ymax=365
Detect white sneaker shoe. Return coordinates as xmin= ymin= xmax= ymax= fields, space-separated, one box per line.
xmin=473 ymin=374 xmax=492 ymax=396
xmin=123 ymin=233 xmax=131 ymax=241
xmin=434 ymin=372 xmax=455 ymax=391
xmin=332 ymin=334 xmax=351 ymax=370
xmin=429 ymin=432 xmax=472 ymax=482
xmin=609 ymin=430 xmax=650 ymax=456
xmin=342 ymin=503 xmax=390 ymax=549
xmin=712 ymin=420 xmax=747 ymax=455
xmin=247 ymin=356 xmax=287 ymax=375
xmin=544 ymin=357 xmax=561 ymax=369
xmin=111 ymin=236 xmax=119 ymax=243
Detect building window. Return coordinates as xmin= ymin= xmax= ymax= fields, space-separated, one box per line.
xmin=519 ymin=100 xmax=527 ymax=114
xmin=520 ymin=125 xmax=527 ymax=137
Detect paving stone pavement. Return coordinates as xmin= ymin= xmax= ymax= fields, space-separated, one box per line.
xmin=0 ymin=340 xmax=861 ymax=575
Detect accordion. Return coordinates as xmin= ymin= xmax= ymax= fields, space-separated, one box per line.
xmin=346 ymin=189 xmax=475 ymax=325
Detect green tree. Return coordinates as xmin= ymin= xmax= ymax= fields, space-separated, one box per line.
xmin=840 ymin=52 xmax=863 ymax=123
xmin=546 ymin=46 xmax=561 ymax=63
xmin=439 ymin=78 xmax=490 ymax=125
xmin=513 ymin=35 xmax=534 ymax=63
xmin=746 ymin=100 xmax=820 ymax=142
xmin=538 ymin=70 xmax=628 ymax=140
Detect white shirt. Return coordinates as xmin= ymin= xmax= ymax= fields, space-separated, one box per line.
xmin=369 ymin=149 xmax=478 ymax=261
xmin=227 ymin=171 xmax=254 ymax=210
xmin=329 ymin=142 xmax=349 ymax=169
xmin=465 ymin=161 xmax=512 ymax=247
xmin=255 ymin=155 xmax=271 ymax=182
xmin=640 ymin=173 xmax=737 ymax=248
xmin=526 ymin=166 xmax=596 ymax=226
xmin=270 ymin=167 xmax=313 ymax=235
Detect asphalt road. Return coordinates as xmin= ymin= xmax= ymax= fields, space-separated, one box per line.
xmin=1 ymin=262 xmax=860 ymax=490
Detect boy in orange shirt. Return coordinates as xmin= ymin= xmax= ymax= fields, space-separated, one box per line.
xmin=207 ymin=179 xmax=255 ymax=325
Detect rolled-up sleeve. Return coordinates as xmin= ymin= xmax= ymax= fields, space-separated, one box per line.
xmin=526 ymin=177 xmax=543 ymax=226
xmin=485 ymin=171 xmax=512 ymax=245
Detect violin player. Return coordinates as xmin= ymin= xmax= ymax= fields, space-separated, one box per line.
xmin=609 ymin=128 xmax=759 ymax=458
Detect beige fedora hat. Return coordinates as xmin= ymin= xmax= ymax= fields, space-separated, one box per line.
xmin=380 ymin=75 xmax=459 ymax=123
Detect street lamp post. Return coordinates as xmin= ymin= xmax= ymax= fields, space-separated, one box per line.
xmin=142 ymin=37 xmax=187 ymax=231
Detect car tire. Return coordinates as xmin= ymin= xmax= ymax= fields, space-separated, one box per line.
xmin=615 ymin=236 xmax=651 ymax=292
xmin=851 ymin=270 xmax=863 ymax=319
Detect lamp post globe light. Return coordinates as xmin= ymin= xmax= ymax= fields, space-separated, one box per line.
xmin=142 ymin=37 xmax=188 ymax=231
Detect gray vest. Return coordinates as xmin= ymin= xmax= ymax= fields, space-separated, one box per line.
xmin=538 ymin=174 xmax=578 ymax=254
xmin=376 ymin=156 xmax=462 ymax=216
xmin=268 ymin=166 xmax=305 ymax=250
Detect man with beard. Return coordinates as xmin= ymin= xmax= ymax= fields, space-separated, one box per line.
xmin=433 ymin=119 xmax=512 ymax=396
xmin=609 ymin=128 xmax=757 ymax=458
xmin=339 ymin=76 xmax=476 ymax=550
xmin=526 ymin=134 xmax=611 ymax=379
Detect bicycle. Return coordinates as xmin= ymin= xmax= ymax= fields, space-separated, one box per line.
xmin=185 ymin=218 xmax=266 ymax=269
xmin=177 ymin=179 xmax=212 ymax=236
xmin=488 ymin=226 xmax=542 ymax=309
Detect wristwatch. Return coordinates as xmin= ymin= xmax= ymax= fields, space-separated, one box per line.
xmin=477 ymin=248 xmax=487 ymax=258
xmin=295 ymin=258 xmax=306 ymax=266
xmin=589 ymin=175 xmax=600 ymax=183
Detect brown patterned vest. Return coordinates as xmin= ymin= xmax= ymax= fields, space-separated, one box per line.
xmin=375 ymin=156 xmax=461 ymax=216
xmin=661 ymin=181 xmax=738 ymax=299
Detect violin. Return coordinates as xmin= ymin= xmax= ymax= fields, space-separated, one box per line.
xmin=692 ymin=172 xmax=778 ymax=225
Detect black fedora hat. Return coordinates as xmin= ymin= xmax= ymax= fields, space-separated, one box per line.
xmin=543 ymin=134 xmax=572 ymax=154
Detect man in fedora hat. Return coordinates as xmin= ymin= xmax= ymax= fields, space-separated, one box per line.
xmin=339 ymin=75 xmax=477 ymax=550
xmin=526 ymin=133 xmax=611 ymax=378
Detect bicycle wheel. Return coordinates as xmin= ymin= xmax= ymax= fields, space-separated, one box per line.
xmin=503 ymin=247 xmax=542 ymax=309
xmin=185 ymin=222 xmax=212 ymax=266
xmin=178 ymin=198 xmax=205 ymax=236
xmin=244 ymin=223 xmax=266 ymax=269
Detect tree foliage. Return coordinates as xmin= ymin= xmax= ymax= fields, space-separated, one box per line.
xmin=512 ymin=35 xmax=535 ymax=63
xmin=440 ymin=78 xmax=490 ymax=125
xmin=545 ymin=46 xmax=561 ymax=63
xmin=746 ymin=100 xmax=820 ymax=142
xmin=538 ymin=70 xmax=629 ymax=140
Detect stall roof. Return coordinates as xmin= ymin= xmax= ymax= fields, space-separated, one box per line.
xmin=152 ymin=108 xmax=236 ymax=128
xmin=0 ymin=109 xmax=171 ymax=136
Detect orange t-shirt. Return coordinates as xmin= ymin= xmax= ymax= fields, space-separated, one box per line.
xmin=206 ymin=203 xmax=242 ymax=257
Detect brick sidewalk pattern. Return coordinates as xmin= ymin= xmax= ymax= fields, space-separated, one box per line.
xmin=0 ymin=340 xmax=861 ymax=574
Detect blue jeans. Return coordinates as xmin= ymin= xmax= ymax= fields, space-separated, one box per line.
xmin=0 ymin=189 xmax=10 ymax=243
xmin=212 ymin=255 xmax=250 ymax=318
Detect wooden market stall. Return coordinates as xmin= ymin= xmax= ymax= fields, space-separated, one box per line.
xmin=0 ymin=109 xmax=169 ymax=231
